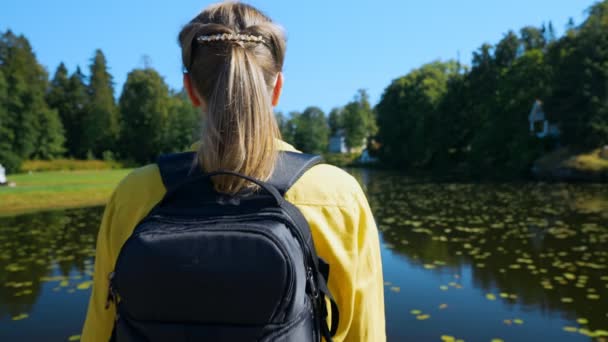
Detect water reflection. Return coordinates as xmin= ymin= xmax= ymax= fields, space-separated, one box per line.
xmin=1 ymin=173 xmax=607 ymax=341
xmin=352 ymin=170 xmax=608 ymax=340
xmin=0 ymin=207 xmax=102 ymax=340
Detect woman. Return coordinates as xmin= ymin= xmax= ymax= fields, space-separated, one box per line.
xmin=81 ymin=2 xmax=385 ymax=341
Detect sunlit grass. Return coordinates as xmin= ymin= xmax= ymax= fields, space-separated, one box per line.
xmin=0 ymin=169 xmax=131 ymax=216
xmin=536 ymin=147 xmax=608 ymax=174
xmin=20 ymin=159 xmax=123 ymax=172
xmin=565 ymin=149 xmax=608 ymax=172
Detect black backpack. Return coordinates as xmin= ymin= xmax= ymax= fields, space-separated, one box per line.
xmin=107 ymin=151 xmax=339 ymax=342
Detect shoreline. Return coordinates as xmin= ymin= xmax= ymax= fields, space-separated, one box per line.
xmin=2 ymin=167 xmax=607 ymax=218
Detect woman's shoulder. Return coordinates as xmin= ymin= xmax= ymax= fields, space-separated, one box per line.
xmin=111 ymin=164 xmax=166 ymax=207
xmin=286 ymin=163 xmax=364 ymax=208
xmin=111 ymin=154 xmax=364 ymax=210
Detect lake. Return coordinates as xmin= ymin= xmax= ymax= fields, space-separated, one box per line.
xmin=1 ymin=169 xmax=607 ymax=341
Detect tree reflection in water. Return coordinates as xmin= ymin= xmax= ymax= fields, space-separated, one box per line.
xmin=0 ymin=208 xmax=101 ymax=322
xmin=1 ymin=173 xmax=608 ymax=341
xmin=349 ymin=168 xmax=608 ymax=339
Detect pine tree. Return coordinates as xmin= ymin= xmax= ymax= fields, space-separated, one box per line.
xmin=46 ymin=63 xmax=74 ymax=154
xmin=0 ymin=68 xmax=21 ymax=172
xmin=0 ymin=30 xmax=44 ymax=159
xmin=566 ymin=17 xmax=577 ymax=36
xmin=47 ymin=63 xmax=69 ymax=109
xmin=520 ymin=26 xmax=546 ymax=51
xmin=47 ymin=64 xmax=92 ymax=157
xmin=0 ymin=30 xmax=64 ymax=162
xmin=84 ymin=49 xmax=119 ymax=156
xmin=33 ymin=108 xmax=65 ymax=159
xmin=546 ymin=21 xmax=557 ymax=43
xmin=119 ymin=68 xmax=171 ymax=163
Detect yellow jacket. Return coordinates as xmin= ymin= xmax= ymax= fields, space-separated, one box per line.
xmin=81 ymin=141 xmax=386 ymax=341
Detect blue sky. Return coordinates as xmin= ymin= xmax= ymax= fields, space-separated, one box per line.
xmin=0 ymin=0 xmax=597 ymax=114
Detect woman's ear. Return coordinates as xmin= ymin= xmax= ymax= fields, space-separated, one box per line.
xmin=271 ymin=72 xmax=283 ymax=107
xmin=183 ymin=73 xmax=202 ymax=107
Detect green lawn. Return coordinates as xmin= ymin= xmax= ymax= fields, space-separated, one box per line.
xmin=0 ymin=169 xmax=131 ymax=216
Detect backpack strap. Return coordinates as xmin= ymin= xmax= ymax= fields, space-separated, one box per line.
xmin=279 ymin=198 xmax=340 ymax=341
xmin=157 ymin=151 xmax=322 ymax=195
xmin=157 ymin=151 xmax=198 ymax=193
xmin=268 ymin=151 xmax=322 ymax=195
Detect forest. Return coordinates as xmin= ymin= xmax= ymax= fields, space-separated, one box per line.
xmin=374 ymin=0 xmax=608 ymax=177
xmin=1 ymin=0 xmax=607 ymax=177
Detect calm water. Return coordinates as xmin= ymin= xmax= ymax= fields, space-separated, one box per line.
xmin=1 ymin=170 xmax=607 ymax=341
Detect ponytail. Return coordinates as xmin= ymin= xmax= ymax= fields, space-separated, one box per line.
xmin=178 ymin=2 xmax=286 ymax=194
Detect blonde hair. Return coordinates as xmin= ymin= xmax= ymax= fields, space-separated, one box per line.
xmin=178 ymin=2 xmax=286 ymax=194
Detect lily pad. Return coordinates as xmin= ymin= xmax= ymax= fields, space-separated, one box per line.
xmin=76 ymin=281 xmax=93 ymax=290
xmin=11 ymin=313 xmax=28 ymax=321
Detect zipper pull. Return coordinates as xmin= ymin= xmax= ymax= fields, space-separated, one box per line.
xmin=306 ymin=267 xmax=319 ymax=299
xmin=105 ymin=271 xmax=116 ymax=309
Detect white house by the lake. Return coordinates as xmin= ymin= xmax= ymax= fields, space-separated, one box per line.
xmin=328 ymin=129 xmax=349 ymax=153
xmin=529 ymin=100 xmax=560 ymax=139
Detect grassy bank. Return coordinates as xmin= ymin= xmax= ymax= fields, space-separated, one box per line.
xmin=533 ymin=148 xmax=608 ymax=181
xmin=0 ymin=169 xmax=131 ymax=216
xmin=20 ymin=159 xmax=123 ymax=172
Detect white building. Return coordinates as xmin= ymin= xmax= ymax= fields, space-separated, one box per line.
xmin=529 ymin=100 xmax=560 ymax=138
xmin=0 ymin=164 xmax=6 ymax=184
xmin=328 ymin=129 xmax=348 ymax=153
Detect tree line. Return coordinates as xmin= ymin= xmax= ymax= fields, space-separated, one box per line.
xmin=276 ymin=89 xmax=377 ymax=154
xmin=0 ymin=31 xmax=199 ymax=172
xmin=0 ymin=27 xmax=376 ymax=173
xmin=375 ymin=1 xmax=608 ymax=177
xmin=1 ymin=0 xmax=607 ymax=176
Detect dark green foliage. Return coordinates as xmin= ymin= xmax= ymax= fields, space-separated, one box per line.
xmin=328 ymin=107 xmax=344 ymax=135
xmin=67 ymin=68 xmax=90 ymax=157
xmin=0 ymin=30 xmax=64 ymax=170
xmin=84 ymin=50 xmax=119 ymax=157
xmin=47 ymin=64 xmax=88 ymax=157
xmin=162 ymin=91 xmax=200 ymax=153
xmin=3 ymin=1 xmax=608 ymax=174
xmin=33 ymin=108 xmax=65 ymax=159
xmin=495 ymin=31 xmax=520 ymax=68
xmin=469 ymin=49 xmax=549 ymax=174
xmin=376 ymin=61 xmax=459 ymax=167
xmin=119 ymin=68 xmax=171 ymax=163
xmin=46 ymin=63 xmax=69 ymax=113
xmin=292 ymin=107 xmax=329 ymax=154
xmin=376 ymin=1 xmax=608 ymax=177
xmin=545 ymin=1 xmax=608 ymax=148
xmin=520 ymin=26 xmax=546 ymax=51
xmin=0 ymin=68 xmax=22 ymax=172
xmin=342 ymin=89 xmax=377 ymax=151
xmin=546 ymin=22 xmax=557 ymax=43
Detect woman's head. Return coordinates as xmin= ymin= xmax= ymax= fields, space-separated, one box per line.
xmin=178 ymin=2 xmax=286 ymax=194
